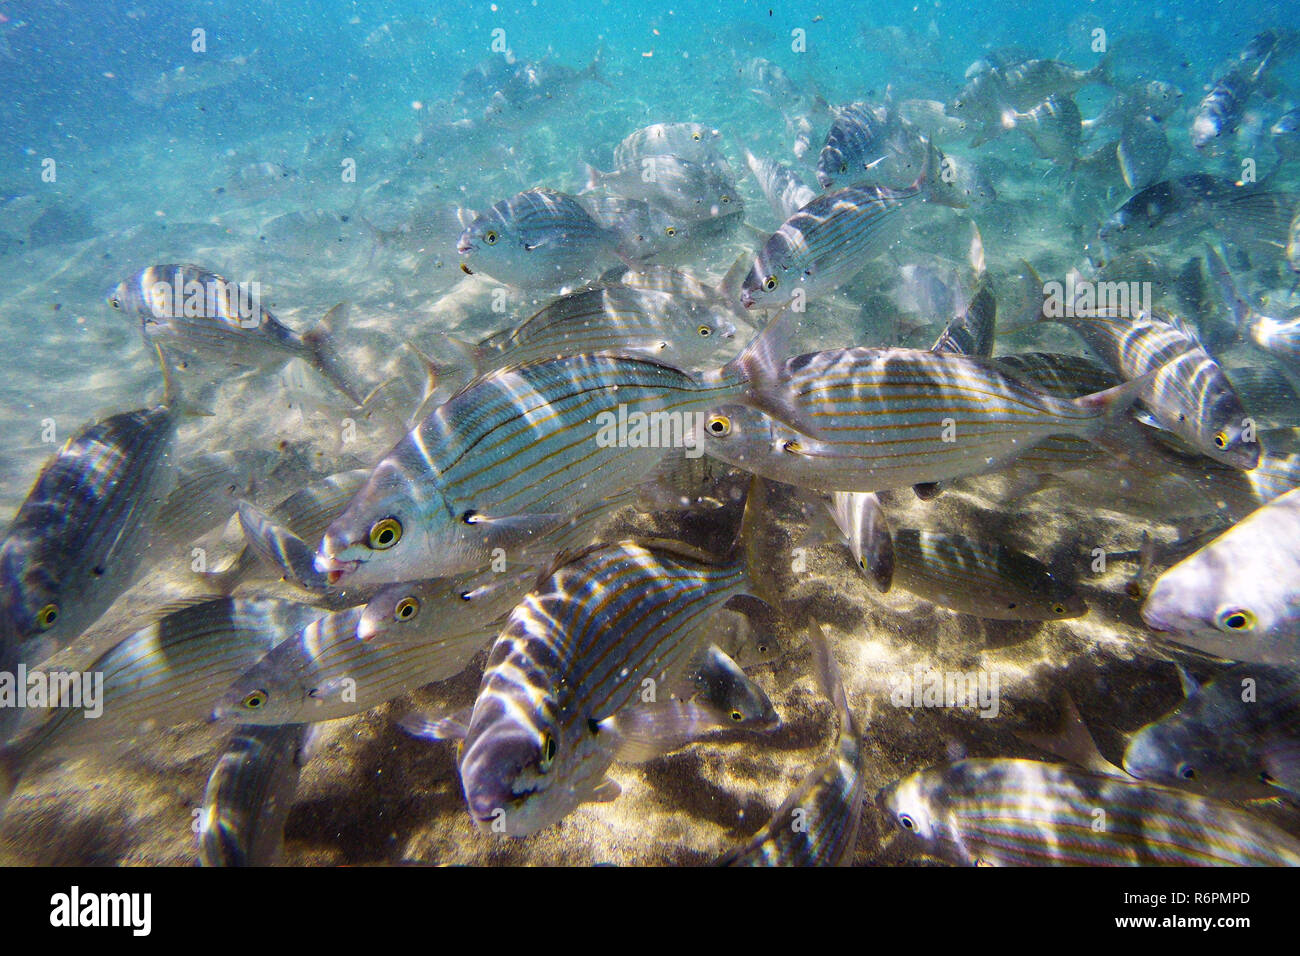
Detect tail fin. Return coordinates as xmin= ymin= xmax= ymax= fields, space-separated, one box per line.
xmin=1014 ymin=690 xmax=1130 ymax=778
xmin=155 ymin=344 xmax=214 ymax=417
xmin=716 ymin=306 xmax=818 ymax=437
xmin=303 ymin=303 xmax=366 ymax=406
xmin=1072 ymin=368 xmax=1156 ymax=437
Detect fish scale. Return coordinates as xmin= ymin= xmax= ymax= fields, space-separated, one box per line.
xmin=459 ymin=540 xmax=749 ymax=836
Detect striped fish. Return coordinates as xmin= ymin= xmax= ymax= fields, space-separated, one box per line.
xmin=209 ymin=469 xmax=369 ymax=593
xmin=213 ymin=581 xmax=515 ymax=726
xmin=891 ymin=529 xmax=1086 ymax=620
xmin=458 ymin=537 xmax=753 ymax=836
xmin=108 ymin=265 xmax=364 ymax=405
xmin=930 ymin=274 xmax=997 ymax=358
xmin=199 ymin=722 xmax=315 ymax=867
xmin=816 ymin=101 xmax=896 ymax=189
xmin=1124 ymin=663 xmax=1300 ymax=800
xmin=743 ymin=149 xmax=818 ymax=221
xmin=612 ymin=123 xmax=727 ymax=173
xmin=1142 ymin=486 xmax=1300 ymax=664
xmin=0 ymin=597 xmax=325 ymax=810
xmin=355 ymin=569 xmax=536 ymax=645
xmin=585 ymin=156 xmax=741 ymax=222
xmin=880 ymin=757 xmax=1300 ymax=866
xmin=738 ymin=182 xmax=923 ymax=310
xmin=440 ymin=279 xmax=737 ymax=377
xmin=457 ymin=188 xmax=620 ymax=289
xmin=1037 ymin=304 xmax=1258 ymax=469
xmin=0 ymin=354 xmax=183 ymax=677
xmin=585 ymin=195 xmax=740 ymax=264
xmin=236 ymin=500 xmax=330 ymax=591
xmin=316 ymin=319 xmax=806 ymax=586
xmin=699 ymin=348 xmax=1148 ymax=493
xmin=719 ymin=622 xmax=865 ymax=866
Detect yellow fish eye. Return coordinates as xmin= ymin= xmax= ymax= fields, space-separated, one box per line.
xmin=1215 ymin=607 xmax=1256 ymax=631
xmin=720 ymin=195 xmax=731 ymax=204
xmin=368 ymin=517 xmax=403 ymax=550
xmin=484 ymin=230 xmax=498 ymax=245
xmin=394 ymin=596 xmax=420 ymax=622
xmin=36 ymin=603 xmax=59 ymax=630
xmin=763 ymin=275 xmax=778 ymax=292
xmin=243 ymin=690 xmax=268 ymax=710
xmin=109 ymin=297 xmax=121 ymax=310
xmin=729 ymin=709 xmax=744 ymax=722
xmin=1213 ymin=430 xmax=1229 ymax=448
xmin=1053 ymin=603 xmax=1067 ymax=615
xmin=540 ymin=732 xmax=557 ymax=770
xmin=697 ymin=325 xmax=711 ymax=337
xmin=691 ymin=131 xmax=702 ymax=141
xmin=899 ymin=813 xmax=917 ymax=831
xmin=665 ymin=225 xmax=677 ymax=237
xmin=705 ymin=414 xmax=731 ymax=436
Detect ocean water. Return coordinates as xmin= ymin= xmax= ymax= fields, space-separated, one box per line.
xmin=0 ymin=0 xmax=1298 ymax=865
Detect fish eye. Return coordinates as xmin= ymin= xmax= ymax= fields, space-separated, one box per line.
xmin=705 ymin=414 xmax=731 ymax=436
xmin=840 ymin=163 xmax=848 ymax=174
xmin=368 ymin=517 xmax=403 ymax=550
xmin=462 ymin=509 xmax=481 ymax=524
xmin=1213 ymin=430 xmax=1229 ymax=448
xmin=242 ymin=690 xmax=268 ymax=710
xmin=782 ymin=439 xmax=802 ymax=454
xmin=665 ymin=225 xmax=677 ymax=237
xmin=729 ymin=709 xmax=744 ymax=722
xmin=757 ymin=642 xmax=769 ymax=654
xmin=1261 ymin=771 xmax=1276 ymax=785
xmin=697 ymin=325 xmax=711 ymax=337
xmin=458 ymin=590 xmax=473 ymax=601
xmin=720 ymin=195 xmax=731 ymax=204
xmin=1215 ymin=607 xmax=1256 ymax=632
xmin=484 ymin=230 xmax=498 ymax=245
xmin=394 ymin=596 xmax=420 ymax=621
xmin=899 ymin=813 xmax=917 ymax=831
xmin=763 ymin=275 xmax=778 ymax=292
xmin=540 ymin=732 xmax=557 ymax=770
xmin=692 ymin=131 xmax=702 ymax=141
xmin=1177 ymin=763 xmax=1197 ymax=781
xmin=1053 ymin=603 xmax=1067 ymax=615
xmin=36 ymin=603 xmax=59 ymax=630
xmin=109 ymin=297 xmax=121 ymax=310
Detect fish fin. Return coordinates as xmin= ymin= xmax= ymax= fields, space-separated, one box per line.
xmin=1071 ymin=369 xmax=1158 ymax=435
xmin=303 ymin=303 xmax=367 ymax=406
xmin=807 ymin=620 xmax=854 ymax=738
xmin=912 ymin=481 xmax=944 ymax=500
xmin=1173 ymin=663 xmax=1199 ymax=698
xmin=587 ymin=776 xmax=622 ymax=804
xmin=718 ymin=307 xmax=820 ymax=439
xmin=396 ymin=706 xmax=470 ymax=742
xmin=155 ymin=344 xmax=215 ymax=417
xmin=606 ymin=704 xmax=710 ymax=764
xmin=581 ymin=162 xmax=603 ymax=195
xmin=236 ymin=499 xmax=329 ymax=590
xmin=0 ymin=744 xmax=20 ymax=820
xmin=718 ymin=248 xmax=754 ymax=306
xmin=1211 ymin=190 xmax=1300 ymax=250
xmin=467 ymin=511 xmax=568 ymax=554
xmin=1014 ymin=691 xmax=1130 ymax=778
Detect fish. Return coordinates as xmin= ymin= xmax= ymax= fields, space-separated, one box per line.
xmin=108 ymin=265 xmax=365 ymax=405
xmin=826 ymin=492 xmax=894 ymax=592
xmin=315 ymin=316 xmax=807 ymax=586
xmin=1251 ymin=313 xmax=1300 ymax=377
xmin=930 ymin=274 xmax=996 ymax=358
xmin=476 ymin=52 xmax=605 ymax=129
xmin=1142 ymin=486 xmax=1300 ymax=664
xmin=879 ymin=757 xmax=1300 ymax=865
xmin=212 ymin=599 xmax=499 ymax=726
xmin=612 ymin=123 xmax=728 ymax=173
xmin=355 ymin=570 xmax=536 ymax=645
xmin=0 ymin=351 xmax=184 ymax=678
xmin=742 ymin=150 xmax=818 ymax=222
xmin=1084 ymin=80 xmax=1184 ymax=131
xmin=1096 ymin=175 xmax=1297 ymax=254
xmin=1272 ymin=107 xmax=1300 ymax=161
xmin=458 ymin=534 xmax=755 ymax=836
xmin=584 ymin=196 xmax=712 ymax=264
xmin=1117 ymin=113 xmax=1170 ymax=190
xmin=431 ymin=278 xmax=739 ymax=379
xmin=1036 ymin=303 xmax=1259 ymax=469
xmin=235 ymin=500 xmax=331 ymax=592
xmin=738 ymin=182 xmax=925 ymax=310
xmin=584 ymin=156 xmax=742 ymax=222
xmin=815 ymin=102 xmax=896 ymax=189
xmin=1001 ymin=94 xmax=1082 ymax=164
xmin=951 ymin=56 xmax=1109 ymax=137
xmin=129 ymin=51 xmax=259 ymax=106
xmin=1123 ymin=663 xmax=1300 ymax=800
xmin=698 ymin=348 xmax=1150 ymax=493
xmin=719 ymin=622 xmax=865 ymax=866
xmin=0 ymin=597 xmax=326 ymax=809
xmin=199 ymin=723 xmax=316 ymax=866
xmin=1191 ymin=30 xmax=1298 ymax=150
xmin=890 ymin=530 xmax=1086 ymax=621
xmin=456 ymin=189 xmax=621 ymax=290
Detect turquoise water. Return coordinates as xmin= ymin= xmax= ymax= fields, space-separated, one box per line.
xmin=0 ymin=0 xmax=1298 ymax=865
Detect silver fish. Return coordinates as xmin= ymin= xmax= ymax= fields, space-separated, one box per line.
xmin=459 ymin=536 xmax=753 ymax=836
xmin=612 ymin=123 xmax=728 ymax=173
xmin=1192 ymin=30 xmax=1297 ymax=149
xmin=108 ymin=264 xmax=364 ymax=405
xmin=457 ymin=189 xmax=620 ymax=290
xmin=1117 ymin=113 xmax=1170 ymax=190
xmin=199 ymin=722 xmax=316 ymax=866
xmin=742 ymin=150 xmax=818 ymax=222
xmin=827 ymin=492 xmax=894 ymax=592
xmin=880 ymin=757 xmax=1300 ymax=866
xmin=1142 ymin=486 xmax=1300 ymax=664
xmin=1124 ymin=663 xmax=1300 ymax=799
xmin=585 ymin=156 xmax=741 ymax=222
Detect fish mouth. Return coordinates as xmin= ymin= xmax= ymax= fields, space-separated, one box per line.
xmin=739 ymin=291 xmax=756 ymax=310
xmin=314 ymin=552 xmax=360 ymax=584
